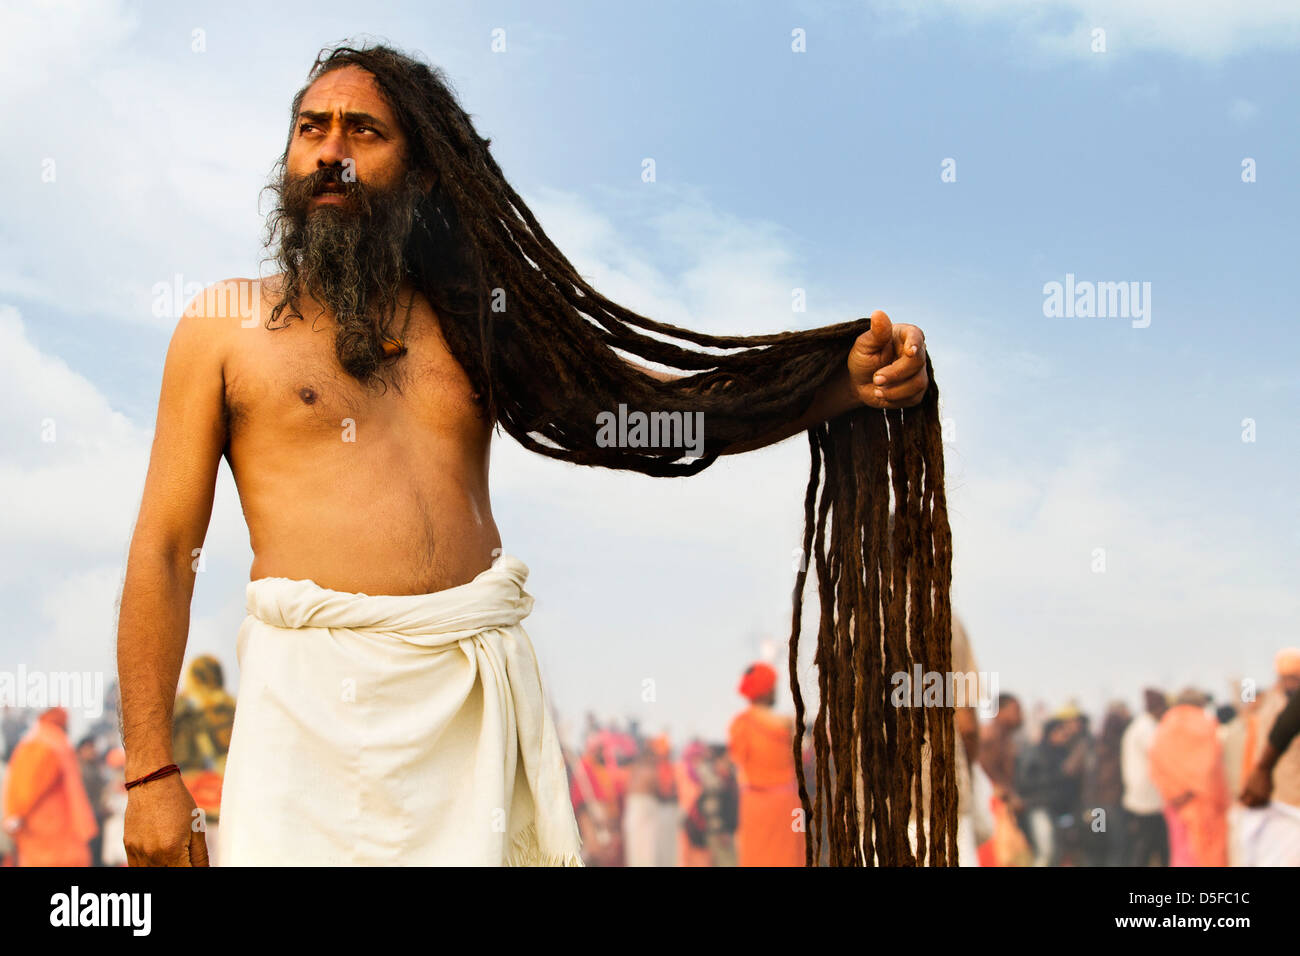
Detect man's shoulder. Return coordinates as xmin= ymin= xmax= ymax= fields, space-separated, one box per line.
xmin=167 ymin=276 xmax=282 ymax=369
xmin=178 ymin=276 xmax=276 ymax=326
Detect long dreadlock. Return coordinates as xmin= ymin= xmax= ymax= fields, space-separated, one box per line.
xmin=270 ymin=41 xmax=957 ymax=866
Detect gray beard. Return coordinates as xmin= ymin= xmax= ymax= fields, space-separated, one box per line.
xmin=268 ymin=168 xmax=425 ymax=381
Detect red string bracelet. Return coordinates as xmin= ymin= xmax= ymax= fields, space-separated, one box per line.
xmin=125 ymin=763 xmax=181 ymax=791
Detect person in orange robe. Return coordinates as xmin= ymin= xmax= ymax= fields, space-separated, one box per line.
xmin=2 ymin=707 xmax=99 ymax=866
xmin=727 ymin=662 xmax=807 ymax=867
xmin=1147 ymin=690 xmax=1229 ymax=867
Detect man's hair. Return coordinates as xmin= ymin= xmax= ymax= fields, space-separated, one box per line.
xmin=268 ymin=40 xmax=957 ymax=865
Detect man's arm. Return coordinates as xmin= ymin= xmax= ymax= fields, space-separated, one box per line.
xmin=1241 ymin=692 xmax=1300 ymax=807
xmin=626 ymin=310 xmax=928 ymax=456
xmin=117 ymin=287 xmax=231 ymax=866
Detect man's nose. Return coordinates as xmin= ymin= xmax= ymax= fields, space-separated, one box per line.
xmin=316 ymin=129 xmax=350 ymax=169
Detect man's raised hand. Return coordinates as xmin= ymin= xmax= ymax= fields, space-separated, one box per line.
xmin=847 ymin=310 xmax=929 ymax=410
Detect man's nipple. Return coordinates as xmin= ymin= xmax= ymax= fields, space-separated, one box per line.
xmin=298 ymin=386 xmax=317 ymax=405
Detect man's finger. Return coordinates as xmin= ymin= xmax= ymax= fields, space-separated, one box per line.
xmin=872 ymin=326 xmax=925 ymax=387
xmin=858 ymin=309 xmax=893 ymax=354
xmin=189 ymin=829 xmax=211 ymax=867
xmin=871 ymin=372 xmax=928 ymax=405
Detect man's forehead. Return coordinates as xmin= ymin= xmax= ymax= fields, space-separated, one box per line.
xmin=300 ymin=66 xmax=395 ymax=121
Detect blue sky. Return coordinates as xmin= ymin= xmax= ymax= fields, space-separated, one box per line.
xmin=2 ymin=0 xmax=1298 ymax=746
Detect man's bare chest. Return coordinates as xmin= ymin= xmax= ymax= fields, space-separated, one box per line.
xmin=222 ymin=316 xmax=485 ymax=445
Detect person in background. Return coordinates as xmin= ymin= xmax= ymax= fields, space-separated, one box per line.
xmin=77 ymin=736 xmax=108 ymax=866
xmin=979 ymin=693 xmax=1030 ymax=866
xmin=676 ymin=739 xmax=713 ymax=866
xmin=623 ymin=736 xmax=678 ymax=867
xmin=980 ymin=694 xmax=1024 ymax=811
xmin=1241 ymin=673 xmax=1300 ymax=807
xmin=1084 ymin=702 xmax=1131 ymax=866
xmin=1246 ymin=649 xmax=1300 ymax=812
xmin=99 ymin=747 xmax=129 ymax=866
xmin=648 ymin=735 xmax=680 ymax=867
xmin=1014 ymin=717 xmax=1052 ymax=865
xmin=172 ymin=654 xmax=236 ymax=865
xmin=568 ymin=730 xmax=626 ymax=866
xmin=1 ymin=707 xmax=98 ymax=866
xmin=1148 ymin=688 xmax=1229 ymax=867
xmin=1016 ymin=709 xmax=1086 ymax=866
xmin=1218 ymin=681 xmax=1258 ymax=866
xmin=1121 ymin=688 xmax=1169 ymax=866
xmin=1220 ymin=680 xmax=1257 ymax=798
xmin=686 ymin=744 xmax=739 ymax=867
xmin=727 ymin=662 xmax=806 ymax=867
xmin=1056 ymin=710 xmax=1091 ymax=865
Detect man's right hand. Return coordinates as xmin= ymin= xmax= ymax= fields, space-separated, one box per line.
xmin=124 ymin=773 xmax=210 ymax=867
xmin=1240 ymin=764 xmax=1274 ymax=809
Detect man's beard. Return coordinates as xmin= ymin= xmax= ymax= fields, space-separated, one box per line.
xmin=266 ymin=165 xmax=426 ymax=381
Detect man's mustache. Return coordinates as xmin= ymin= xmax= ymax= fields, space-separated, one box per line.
xmin=282 ymin=168 xmax=374 ymax=213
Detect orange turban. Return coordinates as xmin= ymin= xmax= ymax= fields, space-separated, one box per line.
xmin=38 ymin=706 xmax=69 ymax=730
xmin=1276 ymin=647 xmax=1300 ymax=678
xmin=739 ymin=662 xmax=777 ymax=701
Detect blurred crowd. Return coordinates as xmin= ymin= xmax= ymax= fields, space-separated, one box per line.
xmin=4 ymin=646 xmax=1299 ymax=867
xmin=1 ymin=654 xmax=233 ymax=867
xmin=975 ymin=648 xmax=1300 ymax=868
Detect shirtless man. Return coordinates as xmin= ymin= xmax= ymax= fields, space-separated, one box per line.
xmin=117 ymin=45 xmax=932 ymax=866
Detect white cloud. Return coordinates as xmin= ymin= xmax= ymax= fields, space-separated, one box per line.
xmin=872 ymin=0 xmax=1300 ymax=61
xmin=0 ymin=2 xmax=283 ymax=327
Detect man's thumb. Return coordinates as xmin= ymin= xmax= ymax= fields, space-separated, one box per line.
xmin=863 ymin=309 xmax=893 ymax=352
xmin=188 ymin=828 xmax=211 ymax=867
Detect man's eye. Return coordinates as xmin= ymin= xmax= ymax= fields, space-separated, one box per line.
xmin=355 ymin=126 xmax=376 ymax=135
xmin=298 ymin=123 xmax=317 ymax=134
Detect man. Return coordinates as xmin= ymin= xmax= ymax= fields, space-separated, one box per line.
xmin=1243 ymin=649 xmax=1300 ymax=810
xmin=76 ymin=736 xmax=108 ymax=866
xmin=979 ymin=693 xmax=1030 ymax=866
xmin=1016 ymin=709 xmax=1085 ymax=866
xmin=728 ymin=662 xmax=807 ymax=867
xmin=1238 ymin=652 xmax=1300 ymax=866
xmin=1120 ymin=688 xmax=1169 ymax=866
xmin=980 ymin=693 xmax=1023 ymax=810
xmin=1083 ymin=702 xmax=1130 ymax=867
xmin=1147 ymin=689 xmax=1229 ymax=867
xmin=618 ymin=734 xmax=678 ymax=868
xmin=1 ymin=708 xmax=99 ymax=867
xmin=117 ymin=43 xmax=935 ymax=867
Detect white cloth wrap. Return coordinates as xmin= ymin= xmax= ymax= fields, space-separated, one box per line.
xmin=216 ymin=554 xmax=583 ymax=866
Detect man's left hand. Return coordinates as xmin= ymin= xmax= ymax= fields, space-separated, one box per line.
xmin=847 ymin=310 xmax=929 ymax=409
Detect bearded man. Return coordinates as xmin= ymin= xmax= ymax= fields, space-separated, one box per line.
xmin=117 ymin=42 xmax=945 ymax=867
